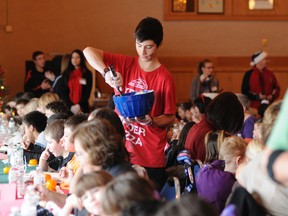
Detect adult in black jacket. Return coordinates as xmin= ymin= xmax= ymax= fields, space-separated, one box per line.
xmin=54 ymin=49 xmax=92 ymax=114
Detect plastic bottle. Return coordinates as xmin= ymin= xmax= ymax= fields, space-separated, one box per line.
xmin=8 ymin=117 xmax=16 ymax=134
xmin=9 ymin=206 xmax=21 ymax=216
xmin=33 ymin=167 xmax=45 ymax=186
xmin=8 ymin=165 xmax=25 ymax=199
xmin=173 ymin=123 xmax=179 ymax=139
xmin=21 ymin=185 xmax=39 ymax=216
xmin=16 ymin=164 xmax=26 ymax=199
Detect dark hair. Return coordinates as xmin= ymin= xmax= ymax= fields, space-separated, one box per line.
xmin=193 ymin=95 xmax=212 ymax=114
xmin=205 ymin=92 xmax=244 ymax=134
xmin=14 ymin=92 xmax=34 ymax=101
xmin=15 ymin=98 xmax=29 ymax=106
xmin=258 ymin=103 xmax=269 ymax=118
xmin=134 ymin=17 xmax=163 ymax=47
xmin=197 ymin=59 xmax=212 ymax=76
xmin=178 ymin=101 xmax=192 ymax=111
xmin=45 ymin=101 xmax=71 ymax=115
xmin=102 ymin=173 xmax=156 ymax=215
xmin=32 ymin=51 xmax=44 ymax=60
xmin=156 ymin=194 xmax=217 ymax=216
xmin=204 ymin=130 xmax=231 ymax=164
xmin=62 ymin=49 xmax=88 ymax=86
xmin=107 ymin=92 xmax=115 ymax=110
xmin=23 ymin=111 xmax=47 ymax=133
xmin=47 ymin=112 xmax=71 ymax=125
xmin=90 ymin=108 xmax=125 ymax=139
xmin=121 ymin=200 xmax=165 ymax=216
xmin=177 ymin=121 xmax=195 ymax=150
xmin=64 ymin=113 xmax=88 ymax=131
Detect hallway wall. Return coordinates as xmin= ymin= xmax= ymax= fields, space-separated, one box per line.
xmin=0 ymin=0 xmax=287 ymax=97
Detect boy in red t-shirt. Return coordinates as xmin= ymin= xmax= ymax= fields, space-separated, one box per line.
xmin=83 ymin=17 xmax=176 ymax=190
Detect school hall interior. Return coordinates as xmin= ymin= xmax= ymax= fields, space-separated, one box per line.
xmin=0 ymin=0 xmax=287 ymax=103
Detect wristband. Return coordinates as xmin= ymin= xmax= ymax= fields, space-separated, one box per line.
xmin=267 ymin=149 xmax=285 ymax=184
xmin=148 ymin=116 xmax=153 ymax=126
xmin=102 ymin=67 xmax=110 ymax=78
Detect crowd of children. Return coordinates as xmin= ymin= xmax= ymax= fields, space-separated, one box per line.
xmin=2 ymin=86 xmax=285 ymax=216
xmin=1 ymin=15 xmax=287 ymax=216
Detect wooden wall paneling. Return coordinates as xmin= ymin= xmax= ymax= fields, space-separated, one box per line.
xmin=171 ymin=69 xmax=195 ymax=103
xmin=274 ymin=70 xmax=288 ymax=99
xmin=96 ymin=56 xmax=287 ymax=104
xmin=164 ymin=0 xmax=288 ymax=20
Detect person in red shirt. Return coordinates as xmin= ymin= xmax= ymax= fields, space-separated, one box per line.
xmin=83 ymin=17 xmax=176 ymax=190
xmin=185 ymin=92 xmax=244 ymax=162
xmin=241 ymin=51 xmax=280 ymax=109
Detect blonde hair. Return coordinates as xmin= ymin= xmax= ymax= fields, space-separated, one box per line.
xmin=219 ymin=136 xmax=247 ymax=164
xmin=246 ymin=139 xmax=265 ymax=161
xmin=23 ymin=98 xmax=39 ymax=115
xmin=38 ymin=92 xmax=60 ymax=107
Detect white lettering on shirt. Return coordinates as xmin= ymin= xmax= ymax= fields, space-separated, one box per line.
xmin=124 ymin=121 xmax=146 ymax=147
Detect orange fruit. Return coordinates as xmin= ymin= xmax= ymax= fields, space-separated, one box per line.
xmin=46 ymin=179 xmax=57 ymax=191
xmin=3 ymin=166 xmax=10 ymax=174
xmin=45 ymin=173 xmax=52 ymax=182
xmin=29 ymin=159 xmax=38 ymax=166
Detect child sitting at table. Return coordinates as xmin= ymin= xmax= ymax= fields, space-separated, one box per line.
xmin=58 ymin=114 xmax=88 ymax=190
xmin=196 ymin=136 xmax=247 ymax=213
xmin=22 ymin=111 xmax=47 ymax=162
xmin=60 ymin=171 xmax=113 ymax=216
xmin=38 ymin=119 xmax=74 ymax=172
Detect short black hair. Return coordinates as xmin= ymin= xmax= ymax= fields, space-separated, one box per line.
xmin=64 ymin=113 xmax=88 ymax=131
xmin=47 ymin=112 xmax=71 ymax=125
xmin=23 ymin=111 xmax=47 ymax=133
xmin=15 ymin=98 xmax=29 ymax=106
xmin=91 ymin=108 xmax=125 ymax=139
xmin=205 ymin=92 xmax=244 ymax=134
xmin=179 ymin=101 xmax=192 ymax=111
xmin=45 ymin=101 xmax=71 ymax=115
xmin=32 ymin=51 xmax=44 ymax=60
xmin=193 ymin=96 xmax=212 ymax=114
xmin=134 ymin=17 xmax=163 ymax=47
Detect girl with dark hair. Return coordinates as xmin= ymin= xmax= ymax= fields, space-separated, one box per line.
xmin=185 ymin=92 xmax=244 ymax=162
xmin=190 ymin=59 xmax=219 ymax=101
xmin=56 ymin=49 xmax=92 ymax=113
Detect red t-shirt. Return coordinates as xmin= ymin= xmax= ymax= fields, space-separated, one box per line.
xmin=185 ymin=115 xmax=215 ymax=162
xmin=104 ymin=52 xmax=176 ymax=167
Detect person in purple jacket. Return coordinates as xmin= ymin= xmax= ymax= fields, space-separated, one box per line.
xmin=236 ymin=93 xmax=258 ymax=142
xmin=196 ymin=136 xmax=247 ymax=213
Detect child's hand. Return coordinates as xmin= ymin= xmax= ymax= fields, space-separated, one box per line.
xmin=40 ymin=148 xmax=50 ymax=161
xmin=59 ymin=167 xmax=74 ymax=184
xmin=65 ymin=194 xmax=83 ymax=210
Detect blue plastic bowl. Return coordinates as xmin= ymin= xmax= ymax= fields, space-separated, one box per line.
xmin=113 ymin=90 xmax=155 ymax=118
